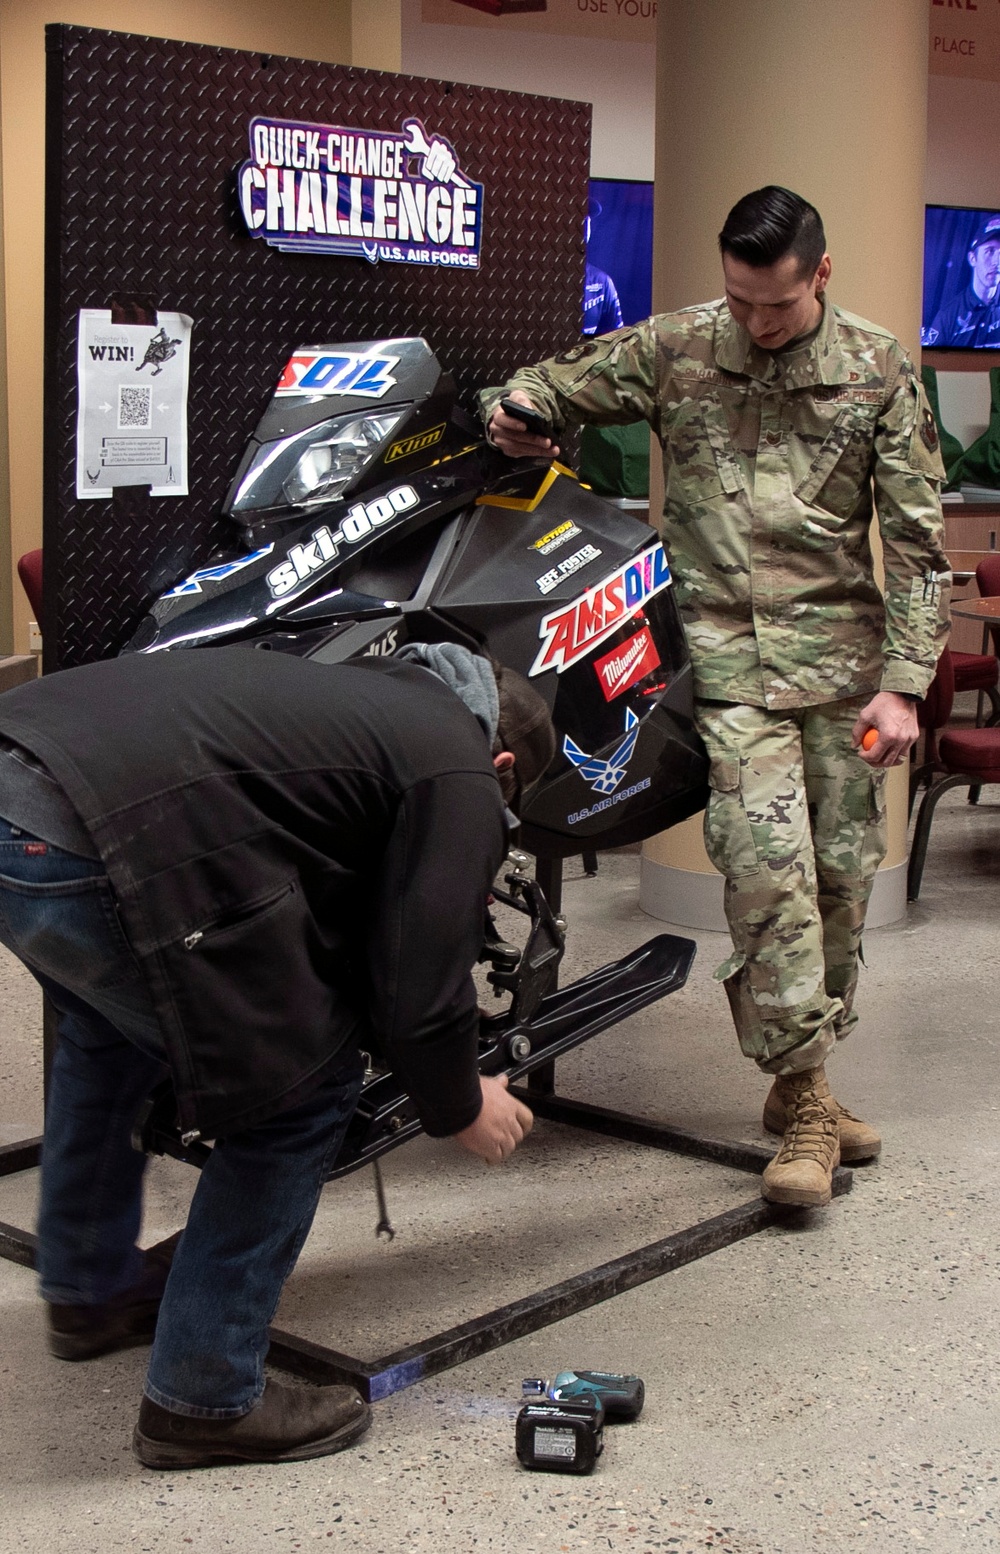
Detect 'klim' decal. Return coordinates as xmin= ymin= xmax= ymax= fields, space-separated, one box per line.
xmin=529 ymin=543 xmax=671 ymax=677
xmin=385 ymin=423 xmax=446 ymax=462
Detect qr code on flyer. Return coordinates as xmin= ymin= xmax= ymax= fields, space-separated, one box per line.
xmin=118 ymin=384 xmax=152 ymax=429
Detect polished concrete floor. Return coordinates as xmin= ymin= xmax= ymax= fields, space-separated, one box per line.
xmin=1 ymin=777 xmax=999 ymax=1553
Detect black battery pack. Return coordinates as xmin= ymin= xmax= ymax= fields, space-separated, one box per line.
xmin=515 ymin=1396 xmax=604 ymax=1474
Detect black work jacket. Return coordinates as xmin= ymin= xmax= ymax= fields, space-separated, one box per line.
xmin=0 ymin=649 xmax=506 ymax=1139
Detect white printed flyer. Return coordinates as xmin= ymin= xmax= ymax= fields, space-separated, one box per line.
xmin=75 ymin=310 xmax=193 ymax=499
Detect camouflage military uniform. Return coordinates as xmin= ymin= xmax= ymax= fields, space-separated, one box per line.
xmin=483 ymin=299 xmax=950 ymax=1073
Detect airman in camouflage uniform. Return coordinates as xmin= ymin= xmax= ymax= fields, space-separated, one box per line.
xmin=483 ymin=186 xmax=950 ymax=1207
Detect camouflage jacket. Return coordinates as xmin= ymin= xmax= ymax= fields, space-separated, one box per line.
xmin=482 ymin=300 xmax=951 ymax=708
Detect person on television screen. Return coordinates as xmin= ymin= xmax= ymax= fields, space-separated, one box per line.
xmin=583 ymin=199 xmax=624 ymax=336
xmin=925 ymin=215 xmax=1000 ymax=348
xmin=483 ymin=185 xmax=950 ymax=1213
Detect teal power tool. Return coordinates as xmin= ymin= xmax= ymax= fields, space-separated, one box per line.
xmin=525 ymin=1370 xmax=645 ymax=1421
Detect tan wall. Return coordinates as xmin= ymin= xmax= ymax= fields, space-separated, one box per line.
xmin=649 ymin=0 xmax=929 ymax=880
xmin=0 ymin=0 xmax=403 ymax=657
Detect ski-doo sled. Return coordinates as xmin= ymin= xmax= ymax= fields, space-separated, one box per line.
xmin=126 ymin=339 xmax=709 ymax=1178
xmin=123 ymin=338 xmax=708 ymax=857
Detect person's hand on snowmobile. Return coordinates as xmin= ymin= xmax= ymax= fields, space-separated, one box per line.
xmin=487 ymin=391 xmax=561 ymax=460
xmin=453 ymin=1074 xmax=534 ymax=1164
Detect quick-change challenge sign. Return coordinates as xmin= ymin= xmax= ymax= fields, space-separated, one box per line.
xmin=238 ymin=115 xmax=484 ymax=267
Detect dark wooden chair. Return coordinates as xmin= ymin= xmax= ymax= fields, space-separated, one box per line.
xmin=908 ymin=645 xmax=1000 ymax=901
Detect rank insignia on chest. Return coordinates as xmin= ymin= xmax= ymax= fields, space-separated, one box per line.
xmin=920 ymin=409 xmax=939 ymax=452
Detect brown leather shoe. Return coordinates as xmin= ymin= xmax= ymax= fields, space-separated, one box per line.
xmin=761 ymin=1066 xmax=841 ymax=1208
xmin=763 ymin=1078 xmax=881 ymax=1162
xmin=132 ymin=1378 xmax=371 ymax=1469
xmin=47 ymin=1245 xmax=173 ymax=1361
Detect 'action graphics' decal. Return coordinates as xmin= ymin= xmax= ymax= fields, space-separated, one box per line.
xmin=275 ymin=352 xmax=400 ymax=399
xmin=266 ymin=485 xmax=419 ymax=598
xmin=535 ymin=544 xmax=602 ymax=596
xmin=529 ymin=542 xmax=671 ymax=676
xmin=238 ymin=116 xmax=484 ymax=268
xmin=530 ymin=520 xmax=581 ymax=556
xmin=594 ymin=626 xmax=661 ymax=701
xmin=162 ymin=545 xmax=274 ymax=598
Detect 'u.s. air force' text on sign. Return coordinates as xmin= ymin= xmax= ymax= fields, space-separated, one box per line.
xmin=238 ymin=115 xmax=484 ymax=268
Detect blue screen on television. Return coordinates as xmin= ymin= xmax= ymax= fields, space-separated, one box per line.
xmin=923 ymin=204 xmax=1000 ymax=349
xmin=585 ymin=178 xmax=653 ymax=334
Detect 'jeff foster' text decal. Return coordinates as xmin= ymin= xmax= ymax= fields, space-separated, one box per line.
xmin=266 ymin=485 xmax=419 ymax=598
xmin=594 ymin=626 xmax=661 ymax=701
xmin=238 ymin=116 xmax=484 ymax=268
xmin=535 ymin=544 xmax=602 ymax=596
xmin=529 ymin=543 xmax=671 ymax=677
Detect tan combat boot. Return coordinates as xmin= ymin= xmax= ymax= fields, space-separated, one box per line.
xmin=761 ymin=1067 xmax=841 ymax=1208
xmin=762 ymin=1075 xmax=881 ymax=1162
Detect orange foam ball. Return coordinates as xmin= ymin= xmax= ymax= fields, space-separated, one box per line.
xmin=861 ymin=728 xmax=878 ymax=751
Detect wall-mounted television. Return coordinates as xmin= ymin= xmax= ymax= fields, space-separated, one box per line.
xmin=585 ymin=178 xmax=653 ymax=334
xmin=922 ymin=204 xmax=1000 ymax=350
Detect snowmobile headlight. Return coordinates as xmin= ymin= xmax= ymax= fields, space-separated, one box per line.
xmin=282 ymin=414 xmax=403 ymax=507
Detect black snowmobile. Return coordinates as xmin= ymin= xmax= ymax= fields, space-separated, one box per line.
xmin=126 ymin=338 xmax=708 ymax=1177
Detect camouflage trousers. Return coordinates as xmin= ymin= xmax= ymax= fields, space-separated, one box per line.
xmin=696 ymin=698 xmax=888 ymax=1076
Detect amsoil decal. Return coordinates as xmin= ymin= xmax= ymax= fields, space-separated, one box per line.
xmin=535 ymin=544 xmax=602 ymax=596
xmin=276 ymin=352 xmax=399 ymax=399
xmin=385 ymin=423 xmax=446 ymax=462
xmin=529 ymin=543 xmax=672 ymax=677
xmin=594 ymin=627 xmax=661 ymax=701
xmin=530 ymin=520 xmax=581 ymax=556
xmin=266 ymin=485 xmax=419 ymax=598
xmin=238 ymin=116 xmax=484 ymax=268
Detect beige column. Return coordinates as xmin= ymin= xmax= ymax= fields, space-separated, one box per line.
xmin=640 ymin=0 xmax=929 ymax=931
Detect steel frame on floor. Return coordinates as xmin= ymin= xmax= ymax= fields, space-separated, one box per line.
xmin=0 ymin=860 xmax=853 ymax=1402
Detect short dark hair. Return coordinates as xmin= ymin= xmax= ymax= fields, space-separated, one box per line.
xmin=490 ymin=659 xmax=556 ymax=813
xmin=719 ymin=186 xmax=826 ymax=277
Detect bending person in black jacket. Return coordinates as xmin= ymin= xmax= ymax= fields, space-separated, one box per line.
xmin=0 ymin=643 xmax=555 ymax=1470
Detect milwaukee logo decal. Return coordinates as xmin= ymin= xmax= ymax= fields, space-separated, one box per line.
xmin=594 ymin=628 xmax=661 ymax=701
xmin=529 ymin=543 xmax=671 ymax=677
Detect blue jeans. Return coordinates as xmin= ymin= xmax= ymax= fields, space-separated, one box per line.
xmin=0 ymin=819 xmax=365 ymax=1417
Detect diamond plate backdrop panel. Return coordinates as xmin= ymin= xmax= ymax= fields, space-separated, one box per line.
xmin=45 ymin=25 xmax=590 ymax=668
